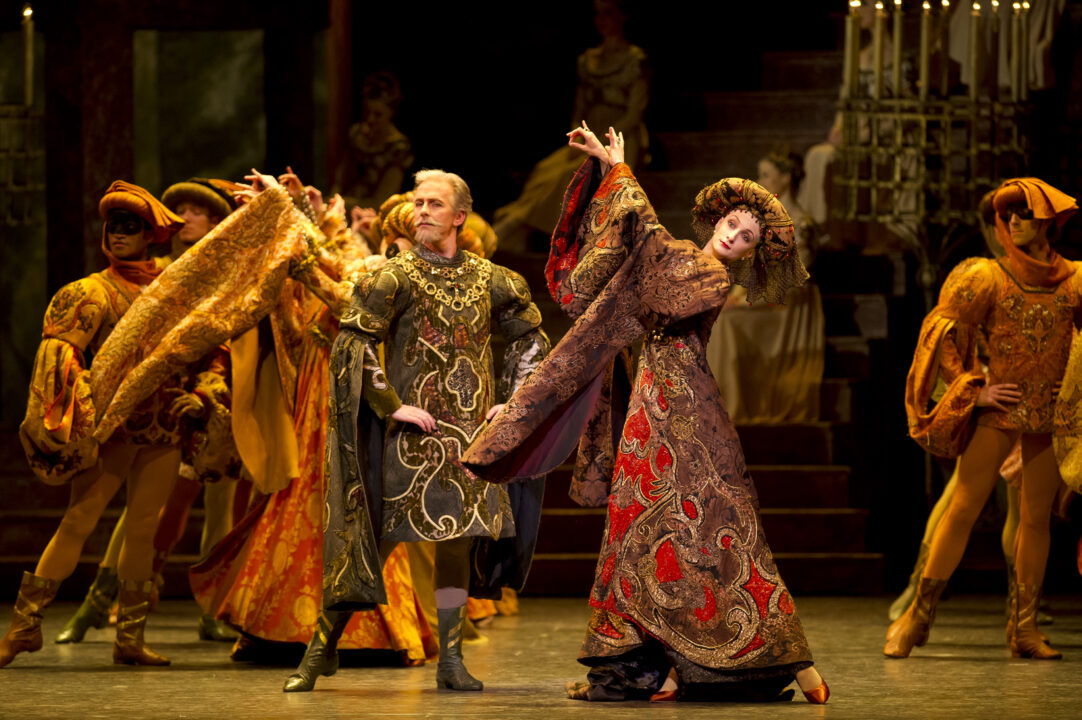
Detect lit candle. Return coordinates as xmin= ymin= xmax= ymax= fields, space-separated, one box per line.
xmin=22 ymin=4 xmax=33 ymax=107
xmin=941 ymin=0 xmax=951 ymax=96
xmin=1020 ymin=1 xmax=1030 ymax=101
xmin=874 ymin=2 xmax=886 ymax=98
xmin=970 ymin=3 xmax=981 ymax=100
xmin=1010 ymin=2 xmax=1021 ymax=102
xmin=893 ymin=0 xmax=904 ymax=96
xmin=845 ymin=1 xmax=862 ymax=98
xmin=988 ymin=0 xmax=1000 ymax=98
xmin=920 ymin=1 xmax=932 ymax=100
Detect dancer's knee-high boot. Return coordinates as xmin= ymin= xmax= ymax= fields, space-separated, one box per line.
xmin=435 ymin=605 xmax=483 ymax=691
xmin=114 ymin=579 xmax=170 ymax=665
xmin=56 ymin=566 xmax=117 ymax=644
xmin=884 ymin=577 xmax=947 ymax=658
xmin=0 ymin=572 xmax=61 ymax=668
xmin=283 ymin=610 xmax=351 ymax=692
xmin=1009 ymin=583 xmax=1061 ymax=659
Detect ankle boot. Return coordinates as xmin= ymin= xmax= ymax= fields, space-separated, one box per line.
xmin=56 ymin=566 xmax=117 ymax=644
xmin=113 ymin=579 xmax=170 ymax=666
xmin=435 ymin=605 xmax=483 ymax=691
xmin=0 ymin=572 xmax=61 ymax=668
xmin=1009 ymin=583 xmax=1061 ymax=659
xmin=884 ymin=577 xmax=947 ymax=658
xmin=889 ymin=542 xmax=930 ymax=622
xmin=283 ymin=610 xmax=351 ymax=692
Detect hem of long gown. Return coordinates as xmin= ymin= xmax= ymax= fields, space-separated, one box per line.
xmin=577 ymin=638 xmax=811 ymax=702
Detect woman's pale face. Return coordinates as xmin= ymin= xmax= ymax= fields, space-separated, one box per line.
xmin=756 ymin=159 xmax=789 ymax=197
xmin=708 ymin=209 xmax=761 ymax=262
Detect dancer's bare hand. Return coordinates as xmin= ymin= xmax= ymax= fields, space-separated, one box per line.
xmin=278 ymin=166 xmax=304 ymax=199
xmin=352 ymin=206 xmax=377 ymax=236
xmin=167 ymin=389 xmax=205 ymax=418
xmin=567 ymin=121 xmax=611 ymax=166
xmin=242 ymin=168 xmax=282 ymax=195
xmin=485 ymin=403 xmax=506 ymax=421
xmin=391 ymin=404 xmax=437 ymax=433
xmin=977 ymin=383 xmax=1021 ymax=412
xmin=604 ymin=126 xmax=625 ymax=166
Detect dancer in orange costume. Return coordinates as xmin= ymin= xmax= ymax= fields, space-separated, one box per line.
xmin=2 ymin=182 xmax=185 ymax=668
xmin=890 ymin=178 xmax=1080 ymax=660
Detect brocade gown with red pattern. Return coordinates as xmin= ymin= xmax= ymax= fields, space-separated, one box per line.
xmin=463 ymin=159 xmax=813 ymax=698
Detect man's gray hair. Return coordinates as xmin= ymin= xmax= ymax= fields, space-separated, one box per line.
xmin=413 ymin=169 xmax=473 ymax=216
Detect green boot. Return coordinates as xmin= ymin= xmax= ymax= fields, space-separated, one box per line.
xmin=198 ymin=614 xmax=238 ymax=642
xmin=282 ymin=611 xmax=351 ymax=692
xmin=56 ymin=566 xmax=117 ymax=644
xmin=435 ymin=605 xmax=483 ymax=691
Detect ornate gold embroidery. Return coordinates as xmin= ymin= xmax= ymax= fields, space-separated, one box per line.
xmin=396 ymin=251 xmax=492 ymax=312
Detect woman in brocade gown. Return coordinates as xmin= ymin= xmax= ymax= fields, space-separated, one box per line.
xmin=462 ymin=126 xmax=828 ymax=703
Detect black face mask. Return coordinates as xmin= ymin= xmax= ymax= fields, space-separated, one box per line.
xmin=1000 ymin=204 xmax=1034 ymax=222
xmin=106 ymin=212 xmax=148 ymax=236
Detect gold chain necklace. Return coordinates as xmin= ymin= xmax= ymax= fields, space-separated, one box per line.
xmin=397 ymin=251 xmax=492 ymax=312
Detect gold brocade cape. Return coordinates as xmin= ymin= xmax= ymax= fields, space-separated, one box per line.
xmin=23 ymin=188 xmax=308 ymax=486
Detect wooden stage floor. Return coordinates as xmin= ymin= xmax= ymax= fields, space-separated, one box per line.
xmin=1 ymin=594 xmax=1080 ymax=719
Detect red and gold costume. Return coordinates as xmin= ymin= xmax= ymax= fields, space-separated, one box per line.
xmin=464 ymin=160 xmax=815 ymax=701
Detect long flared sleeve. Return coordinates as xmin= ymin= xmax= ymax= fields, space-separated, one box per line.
xmin=89 ymin=187 xmax=309 ymax=446
xmin=490 ymin=266 xmax=550 ymax=401
xmin=19 ymin=278 xmax=110 ymax=484
xmin=462 ymin=159 xmax=728 ymax=493
xmin=905 ymin=257 xmax=997 ymax=457
xmin=321 ymin=264 xmax=410 ymax=610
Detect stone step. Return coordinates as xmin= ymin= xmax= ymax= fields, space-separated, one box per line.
xmin=0 ymin=508 xmax=205 ymax=558
xmin=653 ymin=129 xmax=825 ymax=175
xmin=524 ymin=551 xmax=884 ymax=596
xmin=761 ymin=50 xmax=844 ymax=92
xmin=700 ymin=90 xmax=839 ymax=133
xmin=736 ymin=421 xmax=842 ymax=465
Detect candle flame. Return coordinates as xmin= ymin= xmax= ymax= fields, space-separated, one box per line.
xmin=992 ymin=0 xmax=999 ymax=7
xmin=875 ymin=1 xmax=883 ymax=8
xmin=850 ymin=0 xmax=862 ymax=7
xmin=923 ymin=0 xmax=931 ymax=9
xmin=942 ymin=0 xmax=950 ymax=7
xmin=895 ymin=0 xmax=902 ymax=5
xmin=1012 ymin=1 xmax=1020 ymax=9
xmin=973 ymin=1 xmax=980 ymax=9
xmin=1022 ymin=1 xmax=1030 ymax=8
xmin=22 ymin=4 xmax=31 ymax=17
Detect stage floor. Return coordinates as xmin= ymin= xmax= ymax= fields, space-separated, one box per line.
xmin=1 ymin=594 xmax=1080 ymax=719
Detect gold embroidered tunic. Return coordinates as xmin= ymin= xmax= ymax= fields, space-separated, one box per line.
xmin=339 ymin=245 xmax=548 ymax=543
xmin=906 ymin=256 xmax=1082 ymax=456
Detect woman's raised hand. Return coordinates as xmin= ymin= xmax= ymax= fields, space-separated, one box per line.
xmin=567 ymin=122 xmax=625 ymax=170
xmin=605 ymin=126 xmax=625 ymax=166
xmin=567 ymin=121 xmax=610 ymax=164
